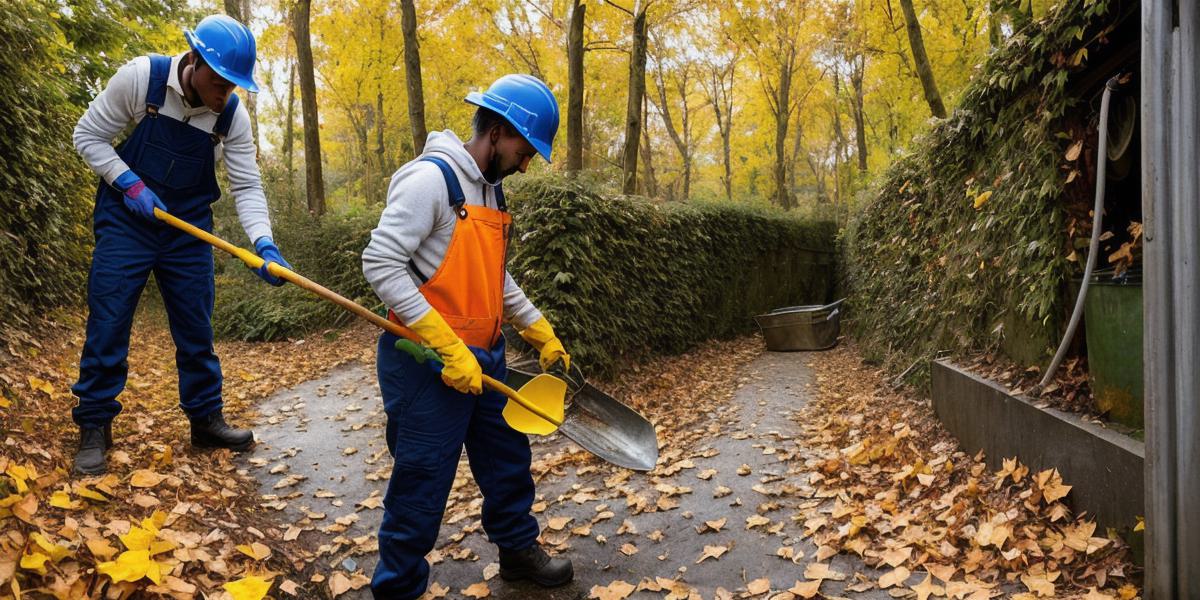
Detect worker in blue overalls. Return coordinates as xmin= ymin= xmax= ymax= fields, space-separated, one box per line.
xmin=362 ymin=75 xmax=573 ymax=597
xmin=70 ymin=15 xmax=289 ymax=475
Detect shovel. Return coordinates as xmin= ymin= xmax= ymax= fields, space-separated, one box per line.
xmin=153 ymin=208 xmax=659 ymax=470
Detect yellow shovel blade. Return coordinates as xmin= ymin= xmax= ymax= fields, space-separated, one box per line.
xmin=501 ymin=374 xmax=567 ymax=435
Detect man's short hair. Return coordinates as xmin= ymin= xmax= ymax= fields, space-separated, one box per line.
xmin=472 ymin=107 xmax=514 ymax=136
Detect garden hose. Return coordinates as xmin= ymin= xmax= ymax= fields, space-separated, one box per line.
xmin=1035 ymin=75 xmax=1122 ymax=392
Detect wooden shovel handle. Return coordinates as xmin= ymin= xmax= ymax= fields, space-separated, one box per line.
xmin=153 ymin=207 xmax=561 ymax=426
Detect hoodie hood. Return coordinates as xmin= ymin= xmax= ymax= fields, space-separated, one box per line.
xmin=420 ymin=129 xmax=491 ymax=186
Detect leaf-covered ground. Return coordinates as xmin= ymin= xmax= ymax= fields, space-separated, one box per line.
xmin=1 ymin=314 xmax=1140 ymax=599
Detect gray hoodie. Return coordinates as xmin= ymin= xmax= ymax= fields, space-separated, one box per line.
xmin=362 ymin=129 xmax=542 ymax=330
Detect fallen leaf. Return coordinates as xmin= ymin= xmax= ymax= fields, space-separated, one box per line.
xmin=879 ymin=566 xmax=911 ymax=588
xmin=788 ymin=579 xmax=822 ymax=599
xmin=462 ymin=581 xmax=491 ymax=598
xmin=224 ymin=575 xmax=274 ymax=600
xmin=590 ymin=579 xmax=636 ymax=600
xmin=746 ymin=578 xmax=771 ymax=595
xmin=696 ymin=544 xmax=729 ymax=563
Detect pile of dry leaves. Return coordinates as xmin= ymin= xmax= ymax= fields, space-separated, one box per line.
xmin=0 ymin=312 xmax=375 ymax=599
xmin=788 ymin=342 xmax=1139 ymax=599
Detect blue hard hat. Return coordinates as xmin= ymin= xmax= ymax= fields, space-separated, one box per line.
xmin=465 ymin=74 xmax=560 ymax=163
xmin=184 ymin=15 xmax=259 ymax=93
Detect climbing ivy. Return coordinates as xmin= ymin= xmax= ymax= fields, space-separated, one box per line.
xmin=844 ymin=0 xmax=1116 ymax=375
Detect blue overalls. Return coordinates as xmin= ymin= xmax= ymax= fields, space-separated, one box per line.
xmin=72 ymin=54 xmax=238 ymax=428
xmin=372 ymin=157 xmax=540 ymax=599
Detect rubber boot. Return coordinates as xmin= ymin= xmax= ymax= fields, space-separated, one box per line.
xmin=498 ymin=545 xmax=573 ymax=587
xmin=73 ymin=424 xmax=112 ymax=476
xmin=190 ymin=410 xmax=254 ymax=451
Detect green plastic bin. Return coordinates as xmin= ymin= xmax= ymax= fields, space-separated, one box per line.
xmin=1081 ymin=269 xmax=1143 ymax=428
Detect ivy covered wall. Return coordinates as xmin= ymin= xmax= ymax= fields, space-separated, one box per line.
xmin=844 ymin=0 xmax=1125 ymax=375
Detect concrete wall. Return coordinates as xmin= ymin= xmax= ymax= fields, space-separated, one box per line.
xmin=931 ymin=360 xmax=1144 ymax=534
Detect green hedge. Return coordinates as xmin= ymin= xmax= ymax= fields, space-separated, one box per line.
xmin=212 ymin=173 xmax=838 ymax=376
xmin=0 ymin=0 xmax=201 ymax=342
xmin=505 ymin=174 xmax=837 ymax=376
xmin=211 ymin=207 xmax=378 ymax=342
xmin=844 ymin=0 xmax=1117 ymax=376
xmin=0 ymin=3 xmax=99 ymax=337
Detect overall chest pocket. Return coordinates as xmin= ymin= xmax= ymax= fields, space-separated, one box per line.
xmin=138 ymin=143 xmax=206 ymax=191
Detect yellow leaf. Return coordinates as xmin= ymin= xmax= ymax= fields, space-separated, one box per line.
xmin=1066 ymin=140 xmax=1084 ymax=161
xmin=1134 ymin=516 xmax=1145 ymax=532
xmin=0 ymin=396 xmax=10 ymax=408
xmin=75 ymin=485 xmax=109 ymax=502
xmin=121 ymin=527 xmax=153 ymax=553
xmin=27 ymin=376 xmax=54 ymax=397
xmin=129 ymin=469 xmax=166 ymax=488
xmin=1070 ymin=47 xmax=1088 ymax=66
xmin=237 ymin=542 xmax=273 ymax=561
xmin=224 ymin=575 xmax=275 ymax=600
xmin=19 ymin=551 xmax=50 ymax=575
xmin=50 ymin=490 xmax=81 ymax=510
xmin=31 ymin=532 xmax=71 ymax=562
xmin=973 ymin=191 xmax=992 ymax=209
xmin=97 ymin=549 xmax=164 ymax=584
xmin=6 ymin=464 xmax=31 ymax=494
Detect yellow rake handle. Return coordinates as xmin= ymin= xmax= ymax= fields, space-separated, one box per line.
xmin=153 ymin=207 xmax=560 ymax=427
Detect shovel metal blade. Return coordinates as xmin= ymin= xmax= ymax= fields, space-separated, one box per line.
xmin=507 ymin=366 xmax=659 ymax=471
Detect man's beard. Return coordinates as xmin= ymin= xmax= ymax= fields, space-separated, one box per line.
xmin=484 ymin=153 xmax=517 ymax=183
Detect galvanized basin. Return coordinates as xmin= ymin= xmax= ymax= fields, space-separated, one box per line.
xmin=753 ymin=299 xmax=844 ymax=351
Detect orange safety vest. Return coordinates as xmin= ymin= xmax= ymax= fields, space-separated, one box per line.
xmin=388 ymin=156 xmax=511 ymax=349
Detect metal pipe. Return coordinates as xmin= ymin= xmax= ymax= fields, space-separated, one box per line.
xmin=1036 ymin=76 xmax=1122 ymax=391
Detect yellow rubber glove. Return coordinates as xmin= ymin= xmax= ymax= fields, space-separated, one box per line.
xmin=519 ymin=317 xmax=571 ymax=372
xmin=408 ymin=309 xmax=482 ymax=394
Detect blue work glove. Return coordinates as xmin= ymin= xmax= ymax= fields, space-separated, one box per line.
xmin=114 ymin=170 xmax=167 ymax=222
xmin=253 ymin=237 xmax=291 ymax=287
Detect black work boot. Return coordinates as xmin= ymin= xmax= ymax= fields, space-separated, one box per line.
xmin=190 ymin=410 xmax=254 ymax=451
xmin=73 ymin=424 xmax=112 ymax=476
xmin=499 ymin=545 xmax=573 ymax=587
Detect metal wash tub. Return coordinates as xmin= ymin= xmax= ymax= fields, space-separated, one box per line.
xmin=753 ymin=299 xmax=845 ymax=351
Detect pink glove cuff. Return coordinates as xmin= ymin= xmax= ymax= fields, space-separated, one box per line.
xmin=125 ymin=180 xmax=146 ymax=199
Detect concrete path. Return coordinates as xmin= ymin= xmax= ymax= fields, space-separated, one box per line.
xmin=241 ymin=350 xmax=901 ymax=599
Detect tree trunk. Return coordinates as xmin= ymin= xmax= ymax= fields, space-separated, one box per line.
xmin=898 ymin=0 xmax=947 ymax=118
xmin=566 ymin=0 xmax=586 ymax=174
xmin=223 ymin=0 xmax=259 ymax=148
xmin=376 ymin=86 xmax=387 ymax=197
xmin=851 ymin=54 xmax=868 ymax=172
xmin=401 ymin=0 xmax=427 ymax=156
xmin=704 ymin=60 xmax=734 ymax=202
xmin=293 ymin=0 xmax=325 ymax=215
xmin=652 ymin=62 xmax=692 ymax=201
xmin=832 ymin=67 xmax=846 ymax=206
xmin=772 ymin=48 xmax=795 ymax=209
xmin=638 ymin=94 xmax=658 ymax=198
xmin=621 ymin=2 xmax=648 ymax=195
xmin=285 ymin=57 xmax=296 ymax=209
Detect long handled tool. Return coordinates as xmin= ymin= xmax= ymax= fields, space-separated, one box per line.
xmin=154 ymin=208 xmax=659 ymax=470
xmin=153 ymin=208 xmax=564 ymax=434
